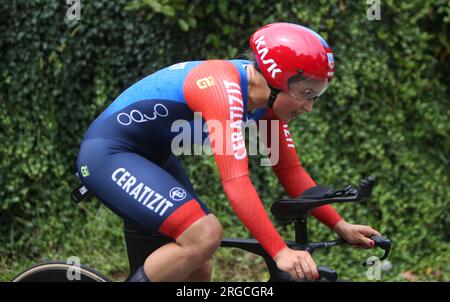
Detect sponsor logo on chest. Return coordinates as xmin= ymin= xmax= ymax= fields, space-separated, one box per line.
xmin=223 ymin=80 xmax=246 ymax=160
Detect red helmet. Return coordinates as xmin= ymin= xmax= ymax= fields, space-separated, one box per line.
xmin=249 ymin=22 xmax=335 ymax=91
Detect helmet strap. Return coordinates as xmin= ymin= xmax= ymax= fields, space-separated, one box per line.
xmin=266 ymin=86 xmax=280 ymax=108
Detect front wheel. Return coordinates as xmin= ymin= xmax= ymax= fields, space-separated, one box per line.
xmin=12 ymin=261 xmax=112 ymax=282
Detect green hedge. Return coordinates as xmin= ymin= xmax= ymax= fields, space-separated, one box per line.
xmin=0 ymin=0 xmax=448 ymax=281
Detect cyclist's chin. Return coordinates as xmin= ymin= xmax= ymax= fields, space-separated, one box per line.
xmin=279 ymin=114 xmax=294 ymax=123
xmin=285 ymin=111 xmax=302 ymax=122
xmin=273 ymin=106 xmax=303 ymax=122
xmin=278 ymin=114 xmax=292 ymax=123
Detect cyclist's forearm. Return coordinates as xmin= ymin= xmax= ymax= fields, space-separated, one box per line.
xmin=222 ymin=175 xmax=287 ymax=258
xmin=310 ymin=205 xmax=342 ymax=229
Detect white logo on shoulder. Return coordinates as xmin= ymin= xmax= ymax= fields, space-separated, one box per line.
xmin=169 ymin=187 xmax=187 ymax=201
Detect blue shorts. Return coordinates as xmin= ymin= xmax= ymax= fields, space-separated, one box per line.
xmin=76 ymin=138 xmax=210 ymax=240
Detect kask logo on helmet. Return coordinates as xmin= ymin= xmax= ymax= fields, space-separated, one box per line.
xmin=253 ymin=35 xmax=282 ymax=80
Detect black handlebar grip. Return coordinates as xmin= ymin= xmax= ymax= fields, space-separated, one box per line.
xmin=370 ymin=235 xmax=391 ymax=249
xmin=362 ymin=235 xmax=391 ymax=266
xmin=317 ymin=265 xmax=337 ymax=282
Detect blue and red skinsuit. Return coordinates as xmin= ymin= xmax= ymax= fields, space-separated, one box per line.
xmin=76 ymin=60 xmax=342 ymax=258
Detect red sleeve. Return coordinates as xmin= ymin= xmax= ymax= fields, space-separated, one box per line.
xmin=183 ymin=60 xmax=286 ymax=258
xmin=259 ymin=109 xmax=342 ymax=229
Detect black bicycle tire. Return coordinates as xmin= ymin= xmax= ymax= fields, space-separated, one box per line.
xmin=12 ymin=261 xmax=112 ymax=282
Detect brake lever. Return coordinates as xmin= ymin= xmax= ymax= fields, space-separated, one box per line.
xmin=363 ymin=235 xmax=391 ymax=266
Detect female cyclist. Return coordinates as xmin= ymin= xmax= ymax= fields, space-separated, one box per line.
xmin=76 ymin=22 xmax=381 ymax=282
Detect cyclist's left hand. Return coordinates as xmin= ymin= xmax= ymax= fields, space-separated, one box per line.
xmin=334 ymin=220 xmax=381 ymax=249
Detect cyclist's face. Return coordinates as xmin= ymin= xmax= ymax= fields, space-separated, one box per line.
xmin=288 ymin=77 xmax=328 ymax=102
xmin=273 ymin=92 xmax=314 ymax=122
xmin=273 ymin=78 xmax=328 ymax=122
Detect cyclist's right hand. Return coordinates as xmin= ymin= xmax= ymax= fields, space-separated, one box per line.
xmin=273 ymin=246 xmax=319 ymax=281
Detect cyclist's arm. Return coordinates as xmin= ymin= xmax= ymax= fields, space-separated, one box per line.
xmin=259 ymin=109 xmax=342 ymax=229
xmin=183 ymin=60 xmax=286 ymax=258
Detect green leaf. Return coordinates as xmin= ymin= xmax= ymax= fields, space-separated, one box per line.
xmin=161 ymin=5 xmax=175 ymax=17
xmin=178 ymin=18 xmax=189 ymax=31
